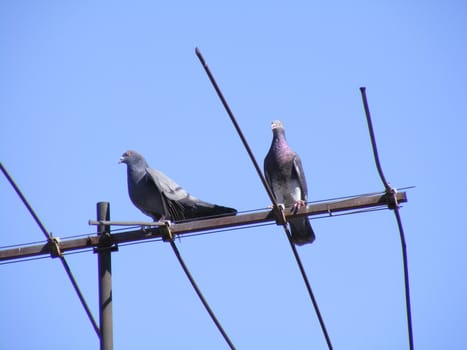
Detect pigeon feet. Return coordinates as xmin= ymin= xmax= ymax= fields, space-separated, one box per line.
xmin=292 ymin=200 xmax=306 ymax=214
xmin=294 ymin=200 xmax=306 ymax=209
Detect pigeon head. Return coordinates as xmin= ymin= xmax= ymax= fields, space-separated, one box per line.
xmin=271 ymin=120 xmax=286 ymax=139
xmin=118 ymin=150 xmax=147 ymax=167
xmin=271 ymin=120 xmax=285 ymax=131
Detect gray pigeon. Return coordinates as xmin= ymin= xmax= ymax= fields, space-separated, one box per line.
xmin=119 ymin=150 xmax=237 ymax=222
xmin=264 ymin=120 xmax=315 ymax=245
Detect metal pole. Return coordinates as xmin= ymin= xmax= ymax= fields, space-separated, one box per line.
xmin=97 ymin=202 xmax=113 ymax=350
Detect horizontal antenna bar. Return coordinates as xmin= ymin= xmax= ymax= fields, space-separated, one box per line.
xmin=0 ymin=191 xmax=407 ymax=261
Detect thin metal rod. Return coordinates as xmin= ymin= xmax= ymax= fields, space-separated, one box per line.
xmin=196 ymin=48 xmax=333 ymax=349
xmin=284 ymin=226 xmax=334 ymax=349
xmin=97 ymin=202 xmax=114 ymax=350
xmin=1 ymin=162 xmax=50 ymax=240
xmin=195 ymin=48 xmax=277 ymax=207
xmin=393 ymin=208 xmax=414 ymax=350
xmin=359 ymin=88 xmax=391 ymax=191
xmin=359 ymin=87 xmax=414 ymax=350
xmin=88 ymin=220 xmax=166 ymax=226
xmin=60 ymin=256 xmax=100 ymax=337
xmin=0 ymin=162 xmax=100 ymax=337
xmin=169 ymin=240 xmax=236 ymax=350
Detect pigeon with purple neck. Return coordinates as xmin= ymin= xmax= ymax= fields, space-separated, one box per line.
xmin=264 ymin=120 xmax=315 ymax=245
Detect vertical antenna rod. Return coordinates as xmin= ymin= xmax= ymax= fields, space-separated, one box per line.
xmin=359 ymin=87 xmax=414 ymax=350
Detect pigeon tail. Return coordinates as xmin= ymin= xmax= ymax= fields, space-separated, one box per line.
xmin=189 ymin=204 xmax=237 ymax=220
xmin=288 ymin=217 xmax=315 ymax=245
xmin=172 ymin=203 xmax=237 ymax=222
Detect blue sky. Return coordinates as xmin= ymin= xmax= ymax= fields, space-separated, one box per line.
xmin=1 ymin=1 xmax=466 ymax=349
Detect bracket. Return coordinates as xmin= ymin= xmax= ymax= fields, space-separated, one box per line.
xmin=160 ymin=220 xmax=175 ymax=242
xmin=273 ymin=204 xmax=288 ymax=226
xmin=93 ymin=232 xmax=118 ymax=253
xmin=93 ymin=244 xmax=119 ymax=254
xmin=386 ymin=185 xmax=399 ymax=210
xmin=48 ymin=236 xmax=62 ymax=258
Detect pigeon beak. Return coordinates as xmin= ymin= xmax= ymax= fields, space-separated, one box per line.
xmin=118 ymin=157 xmax=125 ymax=164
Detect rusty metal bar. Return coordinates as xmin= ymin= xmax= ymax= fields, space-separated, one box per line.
xmin=0 ymin=192 xmax=407 ymax=262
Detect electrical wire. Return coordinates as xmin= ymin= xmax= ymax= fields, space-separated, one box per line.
xmin=360 ymin=87 xmax=414 ymax=350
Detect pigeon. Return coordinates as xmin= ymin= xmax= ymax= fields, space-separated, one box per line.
xmin=119 ymin=150 xmax=237 ymax=222
xmin=264 ymin=120 xmax=315 ymax=245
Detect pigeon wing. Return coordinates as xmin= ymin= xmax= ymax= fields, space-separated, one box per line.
xmin=263 ymin=162 xmax=274 ymax=197
xmin=145 ymin=168 xmax=189 ymax=220
xmin=145 ymin=167 xmax=232 ymax=221
xmin=292 ymin=154 xmax=308 ymax=202
xmin=146 ymin=168 xmax=190 ymax=201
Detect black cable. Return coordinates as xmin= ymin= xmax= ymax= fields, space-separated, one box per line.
xmin=169 ymin=239 xmax=236 ymax=350
xmin=196 ymin=48 xmax=333 ymax=350
xmin=0 ymin=162 xmax=100 ymax=338
xmin=360 ymin=87 xmax=414 ymax=350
